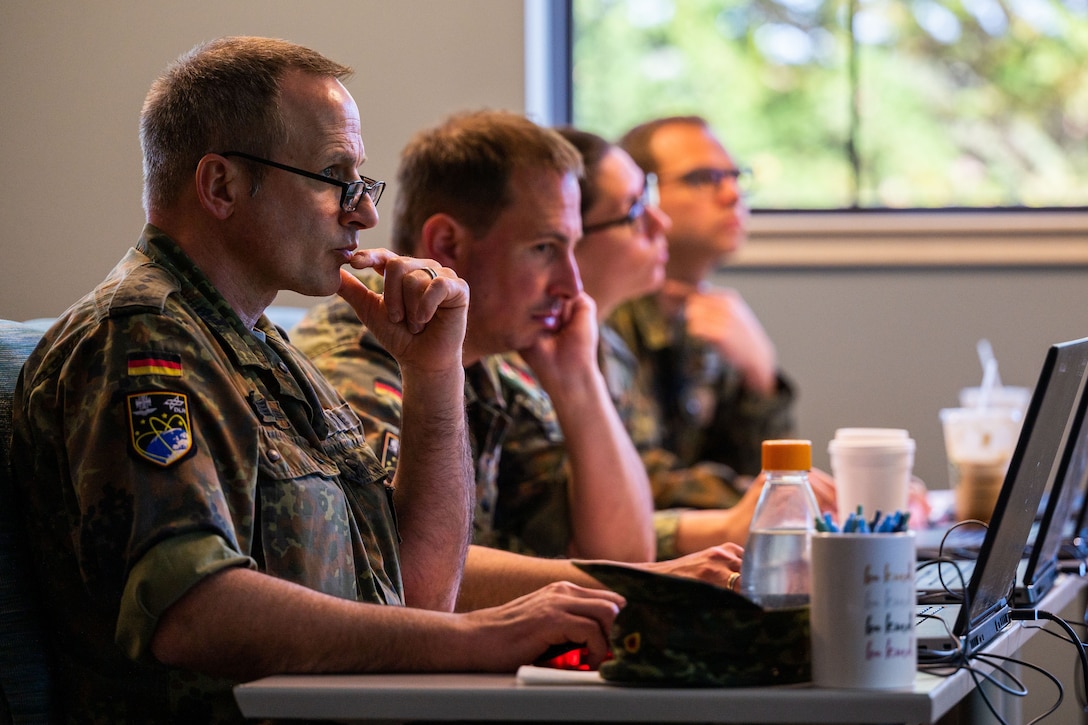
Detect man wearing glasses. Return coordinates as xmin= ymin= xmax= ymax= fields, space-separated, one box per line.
xmin=10 ymin=38 xmax=638 ymax=722
xmin=292 ymin=109 xmax=658 ymax=568
xmin=613 ymin=116 xmax=797 ymax=492
xmin=292 ymin=110 xmax=747 ymax=607
xmin=544 ymin=126 xmax=829 ymax=561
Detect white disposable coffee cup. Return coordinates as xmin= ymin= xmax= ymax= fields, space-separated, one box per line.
xmin=828 ymin=428 xmax=915 ymax=527
xmin=810 ymin=532 xmax=916 ymax=689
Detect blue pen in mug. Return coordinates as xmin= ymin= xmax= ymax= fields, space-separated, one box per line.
xmin=816 ymin=506 xmax=911 ymax=534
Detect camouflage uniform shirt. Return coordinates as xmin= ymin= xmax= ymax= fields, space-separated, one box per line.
xmin=11 ymin=226 xmax=400 ymax=724
xmin=600 ymin=323 xmax=745 ymax=510
xmin=608 ymin=294 xmax=795 ymax=477
xmin=494 ymin=326 xmax=753 ymax=562
xmin=292 ymin=286 xmax=575 ymax=558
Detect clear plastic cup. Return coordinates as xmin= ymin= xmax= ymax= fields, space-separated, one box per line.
xmin=939 ymin=407 xmax=1020 ymax=523
xmin=958 ymin=386 xmax=1030 ymax=431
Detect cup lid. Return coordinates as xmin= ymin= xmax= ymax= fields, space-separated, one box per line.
xmin=828 ymin=437 xmax=915 ymax=454
xmin=834 ymin=427 xmax=910 ymax=440
xmin=939 ymin=406 xmax=1022 ymax=424
xmin=959 ymin=385 xmax=1031 ymax=411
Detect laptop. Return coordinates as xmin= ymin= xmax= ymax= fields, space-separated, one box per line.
xmin=1016 ymin=376 xmax=1088 ymax=599
xmin=917 ymin=336 xmax=1088 ymax=603
xmin=917 ymin=368 xmax=1088 ymax=604
xmin=916 ymin=336 xmax=1088 ymax=656
xmin=1058 ymin=400 xmax=1088 ymax=568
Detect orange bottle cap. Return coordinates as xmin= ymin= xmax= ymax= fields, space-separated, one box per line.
xmin=762 ymin=439 xmax=812 ymax=471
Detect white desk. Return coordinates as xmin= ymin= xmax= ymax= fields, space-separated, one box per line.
xmin=234 ymin=575 xmax=1085 ymax=724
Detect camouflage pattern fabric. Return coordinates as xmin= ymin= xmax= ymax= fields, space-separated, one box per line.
xmin=600 ymin=323 xmax=748 ymax=513
xmin=10 ymin=225 xmax=401 ymax=723
xmin=291 ymin=282 xmax=758 ymax=561
xmin=497 ymin=349 xmax=711 ymax=561
xmin=576 ymin=562 xmax=811 ymax=687
xmin=608 ymin=294 xmax=796 ymax=477
xmin=292 ymin=286 xmax=575 ymax=557
xmin=488 ymin=354 xmax=573 ymax=557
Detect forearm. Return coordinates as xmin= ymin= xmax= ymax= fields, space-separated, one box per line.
xmin=549 ymin=371 xmax=655 ymax=562
xmin=456 ymin=545 xmax=599 ymax=611
xmin=457 ymin=544 xmax=747 ymax=611
xmin=671 ymin=489 xmax=760 ymax=555
xmin=393 ymin=365 xmax=474 ymax=611
xmin=737 ymin=354 xmax=778 ymax=397
xmin=151 ymin=567 xmax=470 ymax=681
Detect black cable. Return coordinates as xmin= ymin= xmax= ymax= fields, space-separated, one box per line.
xmin=974 ymin=651 xmax=1064 ymax=725
xmin=919 ymin=644 xmax=1063 ymax=724
xmin=1026 ymin=619 xmax=1084 ymax=704
xmin=963 ymin=665 xmax=1010 ymax=725
xmin=1031 ymin=623 xmax=1085 ymax=645
xmin=916 ymin=520 xmax=985 ymax=603
xmin=935 ymin=656 xmax=1023 ymax=725
xmin=1013 ymin=608 xmax=1088 ymax=713
xmin=916 ymin=599 xmax=968 ymax=665
xmin=912 ymin=524 xmax=1078 ymax=720
xmin=914 ymin=600 xmax=1073 ymax=722
xmin=916 ymin=555 xmax=969 ymax=604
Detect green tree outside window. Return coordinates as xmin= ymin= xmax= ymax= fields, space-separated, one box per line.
xmin=573 ymin=0 xmax=1088 ymax=209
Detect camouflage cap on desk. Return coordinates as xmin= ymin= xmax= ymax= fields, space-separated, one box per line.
xmin=576 ymin=562 xmax=810 ymax=687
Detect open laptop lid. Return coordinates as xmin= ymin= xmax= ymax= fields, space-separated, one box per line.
xmin=950 ymin=337 xmax=1088 ymax=640
xmin=1060 ymin=394 xmax=1088 ymax=562
xmin=1018 ymin=360 xmax=1088 ymax=603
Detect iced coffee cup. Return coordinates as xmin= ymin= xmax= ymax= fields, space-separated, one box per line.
xmin=939 ymin=407 xmax=1020 ymax=523
xmin=959 ymin=385 xmax=1030 ymax=434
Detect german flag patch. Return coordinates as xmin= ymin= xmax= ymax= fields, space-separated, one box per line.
xmin=127 ymin=352 xmax=182 ymax=377
xmin=374 ymin=379 xmax=403 ymax=404
xmin=127 ymin=391 xmax=194 ymax=467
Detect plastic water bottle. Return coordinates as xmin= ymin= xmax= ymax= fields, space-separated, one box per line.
xmin=740 ymin=439 xmax=821 ymax=608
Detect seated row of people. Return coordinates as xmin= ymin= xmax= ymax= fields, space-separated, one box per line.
xmin=8 ymin=36 xmax=832 ymax=722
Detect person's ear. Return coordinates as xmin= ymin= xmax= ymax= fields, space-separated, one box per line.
xmin=420 ymin=213 xmax=468 ymax=268
xmin=194 ymin=154 xmax=243 ymax=220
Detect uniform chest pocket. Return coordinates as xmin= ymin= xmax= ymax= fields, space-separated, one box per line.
xmin=254 ymin=425 xmax=357 ymax=598
xmin=257 ymin=425 xmax=341 ymax=478
xmin=321 ymin=402 xmax=389 ymax=483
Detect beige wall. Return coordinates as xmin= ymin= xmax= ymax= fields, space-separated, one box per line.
xmin=2 ymin=1 xmax=1086 ymax=488
xmin=727 ymin=267 xmax=1088 ymax=488
xmin=0 ymin=0 xmax=526 ymax=319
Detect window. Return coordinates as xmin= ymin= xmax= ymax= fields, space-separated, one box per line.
xmin=570 ymin=0 xmax=1088 ymax=212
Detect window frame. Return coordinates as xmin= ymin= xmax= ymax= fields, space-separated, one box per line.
xmin=525 ymin=0 xmax=1088 ymax=269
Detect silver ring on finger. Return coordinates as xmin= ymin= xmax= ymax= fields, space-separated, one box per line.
xmin=422 ymin=267 xmax=439 ymax=280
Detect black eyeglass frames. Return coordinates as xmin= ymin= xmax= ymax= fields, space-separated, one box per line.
xmin=664 ymin=166 xmax=752 ymax=191
xmin=582 ymin=173 xmax=660 ymax=236
xmin=220 ymin=151 xmax=385 ymax=212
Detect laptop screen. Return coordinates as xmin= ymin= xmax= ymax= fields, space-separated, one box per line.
xmin=1060 ymin=390 xmax=1088 ymax=558
xmin=1020 ymin=371 xmax=1088 ymax=597
xmin=957 ymin=336 xmax=1088 ymax=633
